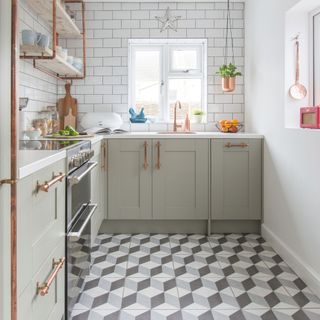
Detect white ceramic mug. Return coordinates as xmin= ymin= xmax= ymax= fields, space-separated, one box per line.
xmin=22 ymin=29 xmax=36 ymax=45
xmin=37 ymin=33 xmax=50 ymax=48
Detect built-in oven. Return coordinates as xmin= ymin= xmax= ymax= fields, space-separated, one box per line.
xmin=65 ymin=141 xmax=97 ymax=319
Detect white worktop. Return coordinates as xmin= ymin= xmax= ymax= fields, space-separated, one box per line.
xmin=97 ymin=132 xmax=264 ymax=139
xmin=18 ymin=149 xmax=67 ymax=179
xmin=18 ymin=132 xmax=264 ymax=179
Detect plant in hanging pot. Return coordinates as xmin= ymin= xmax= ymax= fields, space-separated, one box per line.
xmin=217 ymin=63 xmax=242 ymax=93
xmin=191 ymin=109 xmax=205 ymax=123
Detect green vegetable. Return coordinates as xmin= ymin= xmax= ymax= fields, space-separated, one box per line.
xmin=65 ymin=125 xmax=79 ymax=136
xmin=216 ymin=63 xmax=242 ymax=78
xmin=192 ymin=109 xmax=205 ymax=116
xmin=59 ymin=130 xmax=70 ymax=136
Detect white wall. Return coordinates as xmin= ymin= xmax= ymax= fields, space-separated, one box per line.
xmin=62 ymin=2 xmax=245 ymax=131
xmin=246 ymin=0 xmax=320 ymax=296
xmin=0 ymin=0 xmax=13 ymax=319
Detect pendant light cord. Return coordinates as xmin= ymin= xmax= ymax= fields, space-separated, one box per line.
xmin=224 ymin=0 xmax=235 ymax=65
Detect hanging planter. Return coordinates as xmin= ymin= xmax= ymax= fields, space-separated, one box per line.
xmin=218 ymin=63 xmax=242 ymax=92
xmin=217 ymin=0 xmax=242 ymax=93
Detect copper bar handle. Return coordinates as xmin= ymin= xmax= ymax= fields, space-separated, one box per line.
xmin=37 ymin=172 xmax=66 ymax=193
xmin=101 ymin=142 xmax=105 ymax=170
xmin=143 ymin=141 xmax=148 ymax=170
xmin=156 ymin=142 xmax=161 ymax=170
xmin=103 ymin=142 xmax=107 ymax=171
xmin=37 ymin=257 xmax=65 ymax=296
xmin=224 ymin=142 xmax=249 ymax=148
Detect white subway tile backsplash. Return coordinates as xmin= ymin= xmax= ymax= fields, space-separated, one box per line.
xmin=103 ymin=20 xmax=121 ymax=29
xmin=122 ymin=3 xmax=140 ymax=10
xmin=94 ymin=66 xmax=113 ymax=76
xmin=131 ymin=11 xmax=150 ymax=20
xmin=93 ymin=30 xmax=112 ymax=39
xmin=113 ymin=10 xmax=131 ymax=20
xmin=21 ymin=1 xmax=245 ymax=132
xmin=131 ymin=28 xmax=150 ymax=38
xmin=95 ymin=11 xmax=112 ymax=20
xmin=122 ymin=20 xmax=140 ymax=29
xmin=94 ymin=48 xmax=112 ymax=57
xmin=104 ymin=3 xmax=121 ymax=10
xmin=94 ymin=85 xmax=113 ymax=95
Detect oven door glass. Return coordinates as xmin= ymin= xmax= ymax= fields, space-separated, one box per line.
xmin=67 ymin=161 xmax=97 ymax=229
xmin=66 ymin=203 xmax=97 ymax=319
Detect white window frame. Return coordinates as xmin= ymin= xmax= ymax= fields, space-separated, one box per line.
xmin=128 ymin=39 xmax=207 ymax=123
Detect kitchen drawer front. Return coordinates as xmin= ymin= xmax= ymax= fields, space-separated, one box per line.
xmin=18 ymin=239 xmax=65 ymax=320
xmin=17 ymin=159 xmax=66 ymax=296
xmin=211 ymin=139 xmax=262 ymax=220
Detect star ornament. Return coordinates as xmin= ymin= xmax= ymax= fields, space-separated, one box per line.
xmin=155 ymin=7 xmax=181 ymax=32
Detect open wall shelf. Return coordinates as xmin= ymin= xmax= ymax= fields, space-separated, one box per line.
xmin=20 ymin=45 xmax=83 ymax=78
xmin=20 ymin=0 xmax=86 ymax=80
xmin=26 ymin=0 xmax=81 ymax=38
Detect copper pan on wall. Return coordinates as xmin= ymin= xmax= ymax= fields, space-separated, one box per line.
xmin=289 ymin=37 xmax=307 ymax=100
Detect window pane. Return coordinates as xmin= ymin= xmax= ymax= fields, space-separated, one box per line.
xmin=168 ymin=79 xmax=202 ymax=121
xmin=171 ymin=49 xmax=199 ymax=71
xmin=134 ymin=50 xmax=161 ymax=119
xmin=314 ymin=13 xmax=320 ymax=105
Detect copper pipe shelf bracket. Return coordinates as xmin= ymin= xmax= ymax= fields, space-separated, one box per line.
xmin=36 ymin=172 xmax=66 ymax=193
xmin=11 ymin=1 xmax=18 ymax=320
xmin=0 ymin=179 xmax=17 ymax=185
xmin=19 ymin=0 xmax=57 ymax=60
xmin=224 ymin=142 xmax=249 ymax=148
xmin=37 ymin=257 xmax=65 ymax=296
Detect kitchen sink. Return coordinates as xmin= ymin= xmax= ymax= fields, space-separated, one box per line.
xmin=156 ymin=131 xmax=197 ymax=134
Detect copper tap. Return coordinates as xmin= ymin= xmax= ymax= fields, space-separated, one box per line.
xmin=173 ymin=101 xmax=183 ymax=132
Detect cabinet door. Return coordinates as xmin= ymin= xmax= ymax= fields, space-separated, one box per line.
xmin=212 ymin=139 xmax=262 ymax=220
xmin=18 ymin=240 xmax=65 ymax=320
xmin=108 ymin=139 xmax=152 ymax=220
xmin=91 ymin=140 xmax=106 ymax=245
xmin=17 ymin=159 xmax=66 ymax=296
xmin=153 ymin=139 xmax=209 ymax=220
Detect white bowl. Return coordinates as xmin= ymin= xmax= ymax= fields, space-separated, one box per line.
xmin=25 ymin=128 xmax=41 ymax=140
xmin=67 ymin=55 xmax=74 ymax=64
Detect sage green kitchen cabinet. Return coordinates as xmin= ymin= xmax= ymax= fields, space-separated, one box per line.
xmin=153 ymin=139 xmax=209 ymax=220
xmin=17 ymin=159 xmax=66 ymax=320
xmin=211 ymin=139 xmax=262 ymax=220
xmin=91 ymin=139 xmax=107 ymax=245
xmin=108 ymin=139 xmax=152 ymax=220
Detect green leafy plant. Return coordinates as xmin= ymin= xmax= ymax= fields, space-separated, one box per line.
xmin=216 ymin=63 xmax=242 ymax=78
xmin=192 ymin=109 xmax=205 ymax=116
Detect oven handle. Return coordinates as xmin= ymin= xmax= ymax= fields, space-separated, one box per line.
xmin=68 ymin=204 xmax=97 ymax=240
xmin=68 ymin=161 xmax=98 ymax=185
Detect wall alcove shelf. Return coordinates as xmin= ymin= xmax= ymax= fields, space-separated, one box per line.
xmin=20 ymin=0 xmax=86 ymax=80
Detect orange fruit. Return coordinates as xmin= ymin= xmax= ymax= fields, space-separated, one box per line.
xmin=224 ymin=120 xmax=232 ymax=128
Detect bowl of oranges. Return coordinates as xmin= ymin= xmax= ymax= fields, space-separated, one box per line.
xmin=216 ymin=119 xmax=243 ymax=133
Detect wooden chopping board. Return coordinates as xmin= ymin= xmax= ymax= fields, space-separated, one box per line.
xmin=58 ymin=83 xmax=77 ymax=130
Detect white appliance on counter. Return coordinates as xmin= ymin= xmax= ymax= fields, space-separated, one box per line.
xmin=80 ymin=112 xmax=124 ymax=134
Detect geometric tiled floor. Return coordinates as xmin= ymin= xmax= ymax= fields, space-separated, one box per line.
xmin=71 ymin=234 xmax=320 ymax=320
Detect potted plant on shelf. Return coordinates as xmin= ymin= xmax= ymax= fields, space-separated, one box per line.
xmin=217 ymin=63 xmax=242 ymax=92
xmin=191 ymin=109 xmax=205 ymax=123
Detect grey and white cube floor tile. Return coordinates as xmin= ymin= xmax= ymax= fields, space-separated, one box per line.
xmin=71 ymin=234 xmax=320 ymax=320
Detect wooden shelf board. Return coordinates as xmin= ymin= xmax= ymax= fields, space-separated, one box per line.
xmin=26 ymin=0 xmax=81 ymax=38
xmin=20 ymin=45 xmax=83 ymax=77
